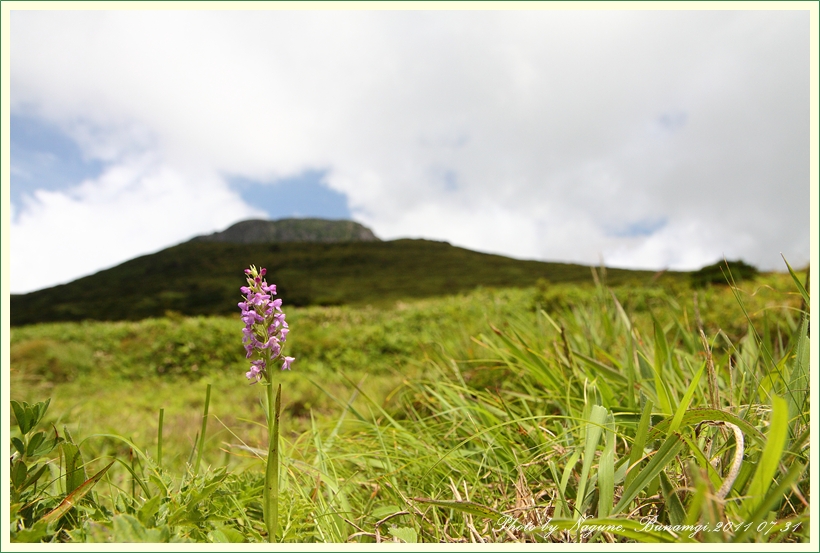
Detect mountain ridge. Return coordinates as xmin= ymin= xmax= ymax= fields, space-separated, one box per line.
xmin=190 ymin=218 xmax=380 ymax=244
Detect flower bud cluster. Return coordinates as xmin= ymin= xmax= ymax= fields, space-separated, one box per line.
xmin=238 ymin=266 xmax=295 ymax=382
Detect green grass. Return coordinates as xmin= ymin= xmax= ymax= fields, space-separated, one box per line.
xmin=8 ymin=271 xmax=809 ymax=543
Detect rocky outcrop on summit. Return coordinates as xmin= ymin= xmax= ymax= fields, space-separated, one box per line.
xmin=191 ymin=218 xmax=380 ymax=244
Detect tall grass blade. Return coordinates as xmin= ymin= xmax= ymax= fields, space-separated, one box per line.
xmin=597 ymin=413 xmax=615 ymax=518
xmin=572 ymin=351 xmax=628 ymax=383
xmin=781 ymin=255 xmax=809 ymax=307
xmin=43 ymin=460 xmax=115 ymax=524
xmin=786 ymin=315 xmax=809 ymax=428
xmin=638 ymin=351 xmax=672 ymax=414
xmin=732 ymin=461 xmax=806 ymax=543
xmin=667 ymin=362 xmax=705 ymax=436
xmin=652 ymin=319 xmax=675 ymax=410
xmin=683 ymin=462 xmax=709 ymax=526
xmin=624 ymin=400 xmax=654 ymax=491
xmin=548 ymin=461 xmax=570 ymax=519
xmin=157 ymin=408 xmax=164 ymax=469
xmin=412 ymin=498 xmax=502 ymax=519
xmin=647 ymin=408 xmax=765 ymax=446
xmin=575 ymin=405 xmax=607 ymax=517
xmin=740 ymin=395 xmax=789 ymax=518
xmin=195 ymin=383 xmax=211 ymax=474
xmin=559 ymin=449 xmax=582 ymax=514
xmin=659 ymin=470 xmax=686 ymax=526
xmin=613 ymin=433 xmax=684 ymax=515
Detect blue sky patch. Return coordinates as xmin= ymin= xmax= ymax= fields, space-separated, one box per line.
xmin=607 ymin=217 xmax=668 ymax=238
xmin=442 ymin=169 xmax=459 ymax=192
xmin=657 ymin=111 xmax=688 ymax=132
xmin=10 ymin=113 xmax=105 ymax=207
xmin=230 ymin=169 xmax=351 ymax=220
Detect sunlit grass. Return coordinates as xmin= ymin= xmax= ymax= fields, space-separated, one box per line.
xmin=9 ymin=271 xmax=809 ymax=542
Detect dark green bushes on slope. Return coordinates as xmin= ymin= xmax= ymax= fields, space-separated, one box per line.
xmin=690 ymin=259 xmax=759 ymax=287
xmin=10 ymin=239 xmax=669 ymax=326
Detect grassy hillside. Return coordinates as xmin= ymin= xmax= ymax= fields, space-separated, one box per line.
xmin=8 ymin=272 xmax=808 ymax=543
xmin=10 ymin=238 xmax=678 ymax=326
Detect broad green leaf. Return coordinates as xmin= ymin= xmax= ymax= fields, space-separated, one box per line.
xmin=33 ymin=399 xmax=51 ymax=429
xmin=11 ymin=400 xmax=33 ymax=435
xmin=576 ymin=405 xmax=607 ymax=516
xmin=741 ymin=396 xmax=789 ymax=518
xmin=31 ymin=432 xmax=61 ymax=458
xmin=62 ymin=427 xmax=87 ymax=495
xmin=26 ymin=432 xmax=46 ymax=457
xmin=371 ymin=505 xmax=403 ymax=519
xmin=111 ymin=514 xmax=170 ymax=542
xmin=597 ymin=413 xmax=616 ymax=518
xmin=209 ymin=525 xmax=245 ymax=543
xmin=12 ymin=399 xmax=51 ymax=436
xmin=11 ymin=519 xmax=53 ymax=543
xmin=11 ymin=459 xmax=27 ymax=489
xmin=389 ymin=526 xmax=418 ymax=543
xmin=11 ymin=437 xmax=25 ymax=456
xmin=21 ymin=463 xmax=50 ymax=493
xmin=137 ymin=495 xmax=162 ymax=527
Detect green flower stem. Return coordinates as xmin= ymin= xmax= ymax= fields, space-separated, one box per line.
xmin=265 ymin=381 xmax=282 ymax=543
xmin=195 ymin=384 xmax=211 ymax=474
xmin=157 ymin=408 xmax=164 ymax=468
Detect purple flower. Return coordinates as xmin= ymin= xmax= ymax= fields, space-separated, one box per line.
xmin=241 ymin=311 xmax=264 ymax=325
xmin=239 ymin=265 xmax=295 ymax=381
xmin=246 ymin=359 xmax=265 ymax=382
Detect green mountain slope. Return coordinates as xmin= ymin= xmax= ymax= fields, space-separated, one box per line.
xmin=10 ymin=238 xmax=674 ymax=326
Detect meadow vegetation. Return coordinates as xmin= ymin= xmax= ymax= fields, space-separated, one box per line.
xmin=8 ymin=267 xmax=810 ymax=543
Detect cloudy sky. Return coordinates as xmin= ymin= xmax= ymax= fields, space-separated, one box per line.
xmin=6 ymin=7 xmax=812 ymax=294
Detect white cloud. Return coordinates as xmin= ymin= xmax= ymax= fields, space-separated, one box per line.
xmin=8 ymin=9 xmax=811 ymax=292
xmin=10 ymin=154 xmax=262 ymax=292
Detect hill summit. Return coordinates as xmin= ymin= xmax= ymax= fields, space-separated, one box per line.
xmin=190 ymin=218 xmax=380 ymax=244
